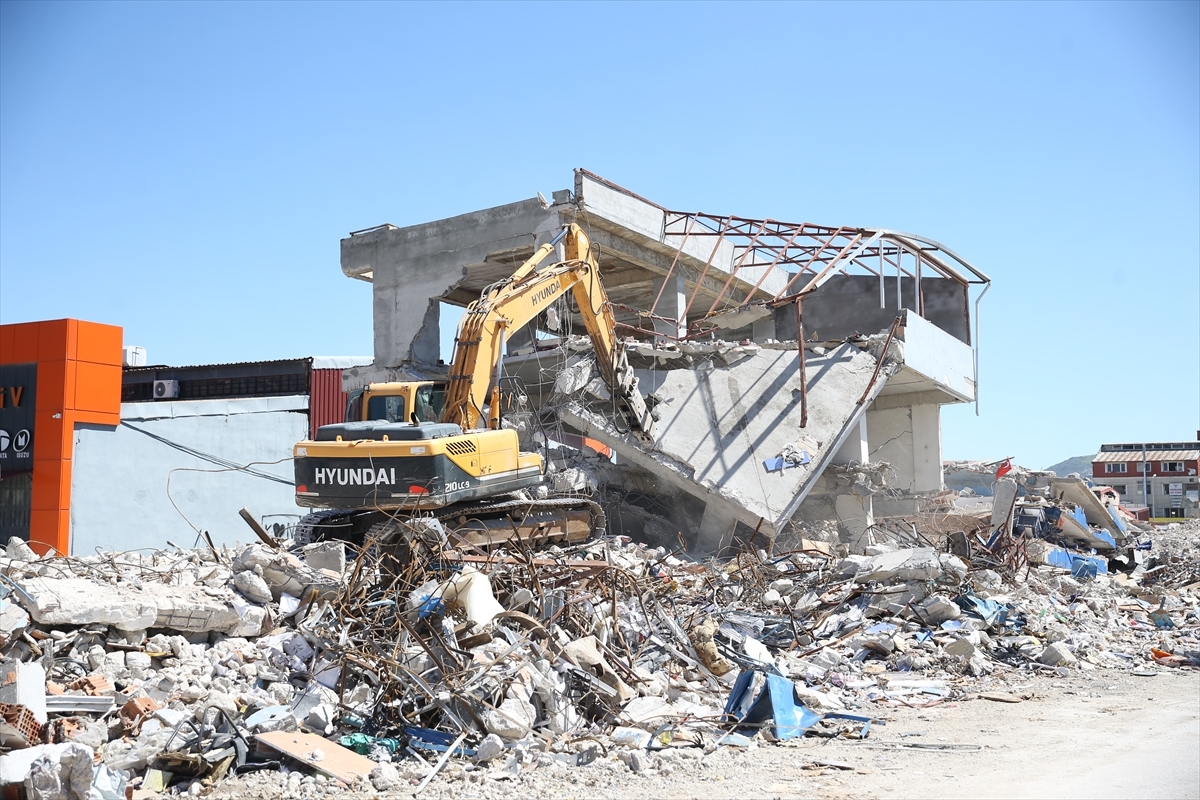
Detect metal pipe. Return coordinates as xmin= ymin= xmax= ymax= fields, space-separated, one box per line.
xmin=895 ymin=247 xmax=902 ymax=310
xmin=879 ymin=244 xmax=885 ymax=309
xmin=915 ymin=248 xmax=923 ymax=316
xmin=795 ymin=299 xmax=808 ymax=428
xmin=973 ymin=282 xmax=990 ymax=416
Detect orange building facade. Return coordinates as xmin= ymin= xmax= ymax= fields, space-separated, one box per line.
xmin=0 ymin=319 xmax=122 ymax=554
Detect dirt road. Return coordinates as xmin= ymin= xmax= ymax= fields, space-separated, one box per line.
xmin=211 ymin=667 xmax=1198 ymax=800
xmin=423 ymin=668 xmax=1200 ymax=800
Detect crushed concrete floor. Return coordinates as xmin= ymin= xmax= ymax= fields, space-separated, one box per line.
xmin=2 ymin=494 xmax=1198 ymax=798
xmin=490 ymin=324 xmax=911 ymax=557
xmin=559 ymin=338 xmax=893 ymax=551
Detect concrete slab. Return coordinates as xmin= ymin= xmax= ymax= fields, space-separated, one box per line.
xmin=559 ymin=342 xmax=895 ymax=550
xmin=898 ymin=312 xmax=975 ymax=402
xmin=1050 ymin=477 xmax=1126 ymax=543
xmin=1057 ymin=508 xmax=1117 ymax=551
xmin=14 ymin=577 xmax=247 ymax=633
xmin=991 ymin=478 xmax=1018 ymax=535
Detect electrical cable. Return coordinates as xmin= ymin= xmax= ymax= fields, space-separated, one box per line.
xmin=120 ymin=421 xmax=293 ymax=485
xmin=164 ymin=458 xmax=293 ymax=536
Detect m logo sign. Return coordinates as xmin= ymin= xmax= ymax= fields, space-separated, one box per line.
xmin=0 ymin=363 xmax=36 ymax=470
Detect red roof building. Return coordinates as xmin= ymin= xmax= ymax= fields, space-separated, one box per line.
xmin=1091 ymin=441 xmax=1199 ymax=521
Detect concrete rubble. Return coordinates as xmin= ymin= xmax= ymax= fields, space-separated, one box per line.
xmin=1 ymin=497 xmax=1198 ymax=797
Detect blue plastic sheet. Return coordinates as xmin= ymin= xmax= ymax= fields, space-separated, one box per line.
xmin=404 ymin=726 xmax=475 ymax=756
xmin=1042 ymin=546 xmax=1108 ymax=578
xmin=957 ymin=594 xmax=1009 ymax=627
xmin=724 ymin=670 xmax=821 ymax=740
xmin=415 ymin=595 xmax=446 ymax=618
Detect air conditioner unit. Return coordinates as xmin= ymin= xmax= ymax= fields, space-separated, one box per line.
xmin=153 ymin=380 xmax=179 ymax=399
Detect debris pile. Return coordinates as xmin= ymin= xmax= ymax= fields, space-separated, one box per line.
xmin=1 ymin=511 xmax=1198 ymax=796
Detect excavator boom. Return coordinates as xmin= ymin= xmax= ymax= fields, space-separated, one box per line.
xmin=442 ymin=224 xmax=655 ymax=442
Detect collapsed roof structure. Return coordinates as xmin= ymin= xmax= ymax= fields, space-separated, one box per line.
xmin=338 ymin=170 xmax=991 ymax=553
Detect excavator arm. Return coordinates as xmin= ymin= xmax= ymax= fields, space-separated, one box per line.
xmin=442 ymin=223 xmax=656 ymax=442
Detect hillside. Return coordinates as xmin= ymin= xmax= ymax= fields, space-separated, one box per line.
xmin=1044 ymin=454 xmax=1095 ymax=477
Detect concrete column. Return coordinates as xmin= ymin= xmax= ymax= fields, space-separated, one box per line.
xmin=835 ymin=493 xmax=874 ymax=553
xmin=911 ymin=404 xmax=943 ymax=492
xmin=833 ymin=416 xmax=869 ymax=466
xmin=696 ymin=502 xmax=739 ymax=555
xmin=866 ymin=406 xmax=915 ymax=493
xmin=410 ymin=300 xmax=441 ymax=365
xmin=651 ymin=275 xmax=687 ymax=340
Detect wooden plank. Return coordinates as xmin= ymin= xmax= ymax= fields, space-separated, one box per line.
xmin=255 ymin=731 xmax=375 ymax=785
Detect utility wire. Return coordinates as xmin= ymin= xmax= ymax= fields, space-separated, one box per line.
xmin=119 ymin=421 xmax=293 ymax=485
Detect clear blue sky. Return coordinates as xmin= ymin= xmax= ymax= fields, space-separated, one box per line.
xmin=2 ymin=1 xmax=1197 ymax=470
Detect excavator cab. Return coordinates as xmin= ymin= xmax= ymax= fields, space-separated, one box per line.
xmin=345 ymin=382 xmax=449 ymax=425
xmin=413 ymin=383 xmax=447 ymax=422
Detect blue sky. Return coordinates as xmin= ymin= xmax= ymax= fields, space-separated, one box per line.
xmin=1 ymin=1 xmax=1197 ymax=469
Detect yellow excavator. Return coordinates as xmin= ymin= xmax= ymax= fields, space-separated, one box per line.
xmin=292 ymin=223 xmax=655 ymax=546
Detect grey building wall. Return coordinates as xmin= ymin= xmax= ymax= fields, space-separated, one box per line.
xmin=775 ymin=275 xmax=969 ymax=344
xmin=70 ymin=397 xmax=307 ymax=554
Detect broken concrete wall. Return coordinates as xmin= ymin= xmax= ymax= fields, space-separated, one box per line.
xmin=774 ymin=275 xmax=969 ymax=344
xmin=560 ymin=342 xmax=895 ymax=553
xmin=342 ymin=198 xmax=564 ymax=367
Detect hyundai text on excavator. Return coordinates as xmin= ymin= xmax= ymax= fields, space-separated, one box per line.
xmin=291 ymin=224 xmax=655 ymax=548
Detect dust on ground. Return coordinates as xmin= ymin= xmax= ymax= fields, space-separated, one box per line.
xmin=210 ymin=668 xmax=1199 ymax=800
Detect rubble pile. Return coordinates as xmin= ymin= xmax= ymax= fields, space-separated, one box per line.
xmin=1 ymin=511 xmax=1198 ymax=797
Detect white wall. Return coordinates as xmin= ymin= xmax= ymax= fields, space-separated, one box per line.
xmin=902 ymin=311 xmax=975 ymax=402
xmin=70 ymin=396 xmax=308 ymax=555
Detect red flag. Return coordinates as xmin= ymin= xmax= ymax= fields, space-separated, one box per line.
xmin=995 ymin=458 xmax=1013 ymax=478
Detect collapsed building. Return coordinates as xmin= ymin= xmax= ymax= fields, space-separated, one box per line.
xmin=337 ymin=170 xmax=991 ymax=554
xmin=5 ymin=173 xmax=1200 ymax=799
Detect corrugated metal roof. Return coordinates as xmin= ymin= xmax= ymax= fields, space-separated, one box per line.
xmin=1092 ymin=450 xmax=1200 ymax=462
xmin=124 ymin=357 xmax=313 ymax=374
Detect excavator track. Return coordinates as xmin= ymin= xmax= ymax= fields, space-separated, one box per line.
xmin=292 ymin=508 xmax=359 ymax=547
xmin=294 ymin=494 xmax=605 ymax=550
xmin=434 ymin=495 xmax=605 ymax=532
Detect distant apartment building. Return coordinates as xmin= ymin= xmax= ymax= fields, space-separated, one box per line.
xmin=1091 ymin=440 xmax=1199 ymax=520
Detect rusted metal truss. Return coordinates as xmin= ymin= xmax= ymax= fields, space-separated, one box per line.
xmin=647 ymin=211 xmax=991 ymax=340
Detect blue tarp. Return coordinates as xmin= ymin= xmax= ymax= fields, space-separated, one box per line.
xmin=1042 ymin=546 xmax=1108 ymax=578
xmin=725 ymin=670 xmax=821 ymax=739
xmin=724 ymin=668 xmax=879 ymax=740
xmin=956 ymin=594 xmax=1009 ymax=627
